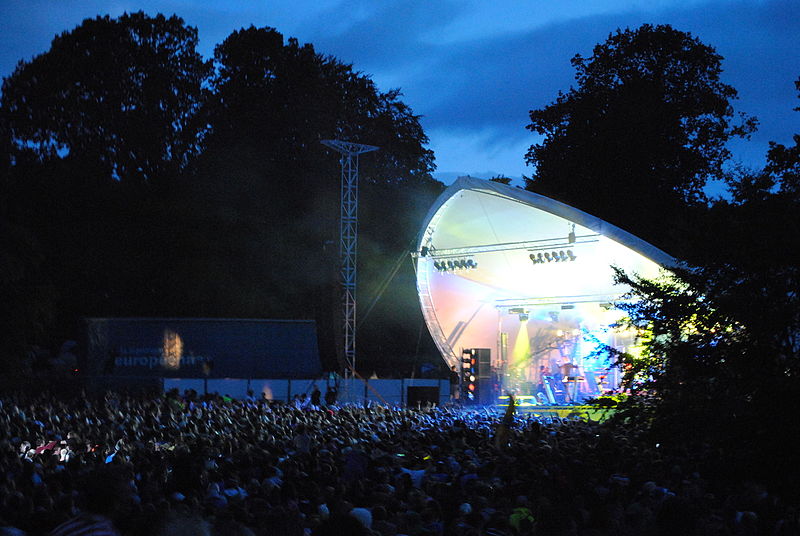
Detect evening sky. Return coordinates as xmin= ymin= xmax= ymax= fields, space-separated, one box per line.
xmin=1 ymin=0 xmax=798 ymax=188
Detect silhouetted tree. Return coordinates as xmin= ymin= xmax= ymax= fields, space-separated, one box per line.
xmin=611 ymin=75 xmax=800 ymax=492
xmin=167 ymin=26 xmax=441 ymax=373
xmin=2 ymin=11 xmax=211 ymax=185
xmin=765 ymin=76 xmax=800 ymax=198
xmin=1 ymin=18 xmax=442 ymax=376
xmin=525 ymin=24 xmax=755 ymax=251
xmin=1 ymin=12 xmax=211 ymax=361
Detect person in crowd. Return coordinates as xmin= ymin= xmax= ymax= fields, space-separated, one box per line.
xmin=310 ymin=385 xmax=321 ymax=409
xmin=323 ymin=386 xmax=337 ymax=407
xmin=449 ymin=366 xmax=460 ymax=402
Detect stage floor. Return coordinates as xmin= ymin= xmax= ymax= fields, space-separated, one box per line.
xmin=496 ymin=395 xmax=615 ymax=421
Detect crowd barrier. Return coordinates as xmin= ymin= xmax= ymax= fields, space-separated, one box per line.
xmin=163 ymin=377 xmax=451 ymax=407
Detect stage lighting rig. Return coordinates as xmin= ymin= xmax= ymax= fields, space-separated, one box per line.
xmin=529 ymin=249 xmax=576 ymax=265
xmin=433 ymin=257 xmax=478 ymax=273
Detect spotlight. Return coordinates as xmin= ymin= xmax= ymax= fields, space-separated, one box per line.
xmin=433 ymin=257 xmax=478 ymax=273
xmin=519 ymin=313 xmax=529 ymax=322
xmin=529 ymin=248 xmax=577 ymax=267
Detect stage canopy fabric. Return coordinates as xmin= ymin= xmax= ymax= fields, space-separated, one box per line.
xmin=415 ymin=177 xmax=675 ymax=370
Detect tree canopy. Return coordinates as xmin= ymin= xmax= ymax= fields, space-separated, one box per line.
xmin=1 ymin=16 xmax=442 ymax=376
xmin=525 ymin=24 xmax=755 ymax=250
xmin=2 ymin=12 xmax=211 ymax=185
xmin=610 ymin=76 xmax=800 ymax=491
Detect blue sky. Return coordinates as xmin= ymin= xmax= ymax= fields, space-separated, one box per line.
xmin=1 ymin=0 xmax=798 ymax=187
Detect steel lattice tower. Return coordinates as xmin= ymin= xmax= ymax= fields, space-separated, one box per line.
xmin=321 ymin=140 xmax=378 ymax=376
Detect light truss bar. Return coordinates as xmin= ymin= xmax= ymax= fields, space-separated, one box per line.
xmin=494 ymin=293 xmax=627 ymax=308
xmin=417 ymin=234 xmax=600 ymax=258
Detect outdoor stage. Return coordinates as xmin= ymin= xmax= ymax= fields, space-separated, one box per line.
xmin=414 ymin=177 xmax=675 ymax=406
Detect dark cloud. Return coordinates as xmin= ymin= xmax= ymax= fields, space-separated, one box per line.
xmin=300 ymin=0 xmax=465 ymax=74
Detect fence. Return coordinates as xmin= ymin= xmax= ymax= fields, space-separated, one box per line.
xmin=163 ymin=377 xmax=451 ymax=407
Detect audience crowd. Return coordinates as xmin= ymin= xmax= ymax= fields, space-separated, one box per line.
xmin=0 ymin=389 xmax=796 ymax=535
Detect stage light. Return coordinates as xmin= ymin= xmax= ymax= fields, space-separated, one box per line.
xmin=432 ymin=256 xmax=478 ymax=273
xmin=528 ymin=248 xmax=577 ymax=266
xmin=519 ymin=313 xmax=529 ymax=322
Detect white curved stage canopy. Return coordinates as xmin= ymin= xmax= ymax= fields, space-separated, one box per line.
xmin=415 ymin=177 xmax=675 ymax=404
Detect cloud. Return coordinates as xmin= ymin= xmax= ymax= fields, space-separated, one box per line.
xmin=1 ymin=0 xmax=796 ymax=181
xmin=410 ymin=0 xmax=799 ymax=176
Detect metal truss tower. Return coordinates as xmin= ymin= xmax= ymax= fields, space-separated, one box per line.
xmin=321 ymin=140 xmax=378 ymax=376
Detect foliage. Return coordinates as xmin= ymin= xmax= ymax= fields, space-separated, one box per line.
xmin=178 ymin=26 xmax=441 ymax=372
xmin=525 ymin=24 xmax=755 ymax=249
xmin=764 ymin=77 xmax=800 ymax=198
xmin=0 ymin=19 xmax=442 ymax=375
xmin=1 ymin=12 xmax=211 ymax=185
xmin=0 ymin=13 xmax=213 ymax=363
xmin=610 ymin=79 xmax=800 ymax=489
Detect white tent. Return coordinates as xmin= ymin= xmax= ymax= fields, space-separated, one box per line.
xmin=415 ymin=177 xmax=674 ymax=402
